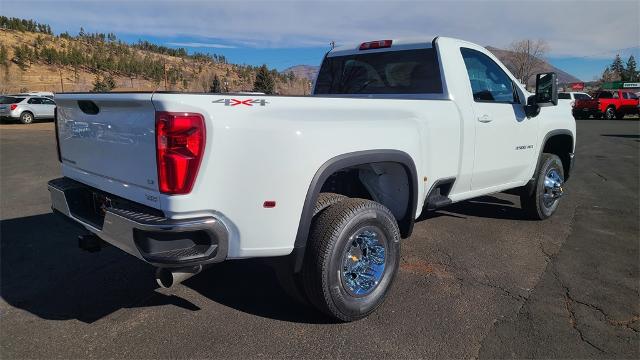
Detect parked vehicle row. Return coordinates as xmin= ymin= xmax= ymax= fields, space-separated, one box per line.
xmin=572 ymin=89 xmax=639 ymax=120
xmin=0 ymin=95 xmax=56 ymax=124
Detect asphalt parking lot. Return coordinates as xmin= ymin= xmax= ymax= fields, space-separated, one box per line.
xmin=0 ymin=119 xmax=638 ymax=359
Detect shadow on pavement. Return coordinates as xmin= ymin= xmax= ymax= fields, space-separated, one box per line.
xmin=0 ymin=195 xmax=529 ymax=324
xmin=0 ymin=213 xmax=196 ymax=323
xmin=183 ymin=260 xmax=329 ymax=324
xmin=418 ymin=195 xmax=529 ymax=222
xmin=0 ymin=213 xmax=327 ymax=324
xmin=601 ymin=134 xmax=640 ymax=139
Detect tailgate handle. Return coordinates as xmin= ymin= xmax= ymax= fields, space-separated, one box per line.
xmin=78 ymin=100 xmax=100 ymax=115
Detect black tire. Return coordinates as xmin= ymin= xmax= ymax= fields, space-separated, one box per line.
xmin=520 ymin=153 xmax=565 ymax=220
xmin=19 ymin=112 xmax=34 ymax=124
xmin=604 ymin=106 xmax=616 ymax=120
xmin=302 ymin=198 xmax=400 ymax=322
xmin=272 ymin=193 xmax=347 ymax=305
xmin=313 ymin=192 xmax=347 ymax=216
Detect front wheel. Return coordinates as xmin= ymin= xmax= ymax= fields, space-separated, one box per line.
xmin=302 ymin=198 xmax=400 ymax=322
xmin=604 ymin=107 xmax=616 ymax=120
xmin=520 ymin=153 xmax=565 ymax=220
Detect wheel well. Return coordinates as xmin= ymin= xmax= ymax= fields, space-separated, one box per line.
xmin=319 ymin=162 xmax=412 ymax=234
xmin=543 ymin=134 xmax=573 ymax=178
xmin=21 ymin=111 xmax=33 ymax=116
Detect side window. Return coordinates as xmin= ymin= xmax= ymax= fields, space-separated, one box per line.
xmin=612 ymin=92 xmax=619 ymax=99
xmin=42 ymin=98 xmax=56 ymax=105
xmin=28 ymin=98 xmax=42 ymax=104
xmin=558 ymin=93 xmax=571 ymax=99
xmin=574 ymin=93 xmax=591 ymax=100
xmin=460 ymin=48 xmax=516 ymax=103
xmin=628 ymin=92 xmax=639 ymax=100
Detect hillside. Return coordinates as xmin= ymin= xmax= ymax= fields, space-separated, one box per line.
xmin=283 ymin=47 xmax=581 ymax=85
xmin=0 ymin=28 xmax=309 ymax=94
xmin=282 ymin=65 xmax=320 ymax=82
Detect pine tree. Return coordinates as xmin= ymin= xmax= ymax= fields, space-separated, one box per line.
xmin=253 ymin=64 xmax=275 ymax=94
xmin=0 ymin=44 xmax=7 ymax=66
xmin=210 ymin=75 xmax=221 ymax=93
xmin=625 ymin=55 xmax=638 ymax=82
xmin=12 ymin=44 xmax=32 ymax=70
xmin=610 ymin=54 xmax=625 ymax=80
xmin=92 ymin=73 xmax=116 ymax=92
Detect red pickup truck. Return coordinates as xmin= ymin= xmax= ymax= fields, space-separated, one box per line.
xmin=573 ymin=89 xmax=639 ymax=120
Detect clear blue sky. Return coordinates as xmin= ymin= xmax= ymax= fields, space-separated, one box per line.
xmin=5 ymin=0 xmax=640 ymax=81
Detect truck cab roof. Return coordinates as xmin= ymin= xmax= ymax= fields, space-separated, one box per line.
xmin=329 ymin=37 xmax=437 ymax=57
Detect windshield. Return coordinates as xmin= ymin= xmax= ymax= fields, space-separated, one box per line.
xmin=0 ymin=96 xmax=25 ymax=104
xmin=574 ymin=93 xmax=591 ymax=100
xmin=314 ymin=48 xmax=442 ymax=95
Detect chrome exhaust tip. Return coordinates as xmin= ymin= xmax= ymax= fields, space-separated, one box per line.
xmin=155 ymin=265 xmax=203 ymax=288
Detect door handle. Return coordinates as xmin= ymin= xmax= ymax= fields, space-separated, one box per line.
xmin=477 ymin=114 xmax=493 ymax=123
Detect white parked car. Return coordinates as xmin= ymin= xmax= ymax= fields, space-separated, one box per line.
xmin=558 ymin=91 xmax=592 ymax=109
xmin=0 ymin=95 xmax=56 ymax=124
xmin=48 ymin=37 xmax=575 ymax=321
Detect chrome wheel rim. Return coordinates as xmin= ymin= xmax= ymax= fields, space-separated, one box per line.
xmin=340 ymin=226 xmax=387 ymax=297
xmin=543 ymin=168 xmax=564 ymax=208
xmin=606 ymin=108 xmax=614 ymax=119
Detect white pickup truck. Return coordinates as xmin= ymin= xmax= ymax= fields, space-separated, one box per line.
xmin=49 ymin=37 xmax=575 ymax=322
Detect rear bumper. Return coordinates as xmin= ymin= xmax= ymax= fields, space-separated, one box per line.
xmin=48 ymin=177 xmax=228 ymax=268
xmin=572 ymin=108 xmax=600 ymax=117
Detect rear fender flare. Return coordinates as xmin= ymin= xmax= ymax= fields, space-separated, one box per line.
xmin=291 ymin=150 xmax=418 ymax=272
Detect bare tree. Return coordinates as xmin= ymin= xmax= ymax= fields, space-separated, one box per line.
xmin=506 ymin=39 xmax=549 ymax=86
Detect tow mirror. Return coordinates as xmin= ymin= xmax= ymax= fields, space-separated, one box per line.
xmin=534 ymin=72 xmax=558 ymax=107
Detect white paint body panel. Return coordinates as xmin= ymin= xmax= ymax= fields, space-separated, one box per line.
xmin=54 ymin=37 xmax=576 ymax=259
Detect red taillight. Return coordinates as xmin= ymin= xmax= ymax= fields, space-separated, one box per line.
xmin=10 ymin=104 xmax=17 ymax=111
xmin=155 ymin=111 xmax=206 ymax=195
xmin=359 ymin=40 xmax=392 ymax=50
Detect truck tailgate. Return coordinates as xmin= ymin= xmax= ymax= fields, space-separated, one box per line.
xmin=574 ymin=98 xmax=598 ymax=110
xmin=55 ymin=93 xmax=158 ymax=191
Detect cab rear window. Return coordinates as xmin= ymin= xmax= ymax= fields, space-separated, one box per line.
xmin=314 ymin=48 xmax=443 ymax=95
xmin=558 ymin=93 xmax=571 ymax=99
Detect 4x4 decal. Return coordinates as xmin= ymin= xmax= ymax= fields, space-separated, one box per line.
xmin=212 ymin=99 xmax=269 ymax=107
